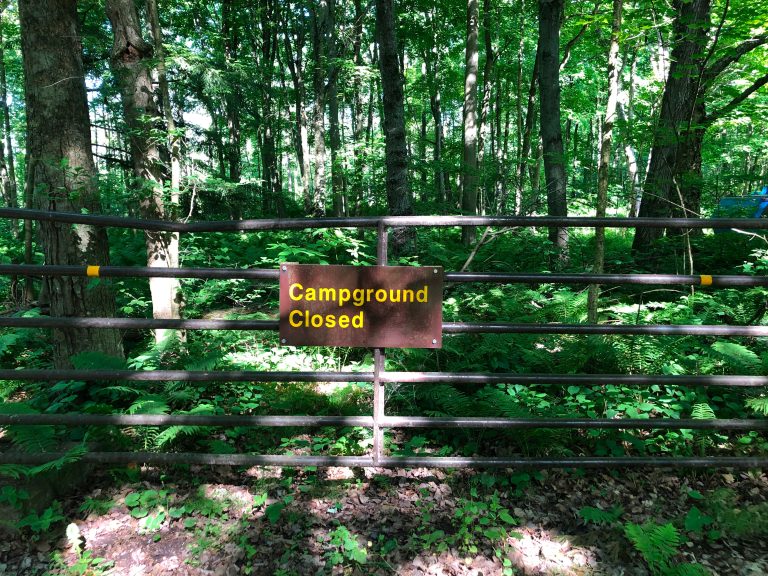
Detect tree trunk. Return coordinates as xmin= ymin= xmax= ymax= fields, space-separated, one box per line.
xmin=538 ymin=0 xmax=568 ymax=260
xmin=350 ymin=0 xmax=366 ymax=213
xmin=282 ymin=3 xmax=311 ymax=212
xmin=0 ymin=8 xmax=17 ymax=234
xmin=477 ymin=0 xmax=495 ymax=214
xmin=376 ymin=0 xmax=413 ymax=251
xmin=587 ymin=0 xmax=622 ymax=323
xmin=20 ymin=0 xmax=123 ymax=366
xmin=517 ymin=56 xmax=538 ymax=215
xmin=461 ymin=0 xmax=479 ymax=245
xmin=107 ymin=0 xmax=181 ymax=345
xmin=147 ymin=0 xmax=180 ymax=197
xmin=632 ymin=0 xmax=710 ymax=250
xmin=310 ymin=0 xmax=329 ymax=216
xmin=424 ymin=35 xmax=447 ymax=206
xmin=222 ymin=0 xmax=242 ymax=185
xmin=328 ymin=0 xmax=345 ymax=216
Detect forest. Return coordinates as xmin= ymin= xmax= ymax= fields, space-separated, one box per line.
xmin=0 ymin=0 xmax=767 ymax=574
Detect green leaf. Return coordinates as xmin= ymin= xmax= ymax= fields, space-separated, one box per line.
xmin=684 ymin=506 xmax=713 ymax=533
xmin=265 ymin=502 xmax=285 ymax=524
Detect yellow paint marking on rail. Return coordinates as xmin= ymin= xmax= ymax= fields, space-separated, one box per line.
xmin=700 ymin=274 xmax=713 ymax=286
xmin=86 ymin=265 xmax=100 ymax=278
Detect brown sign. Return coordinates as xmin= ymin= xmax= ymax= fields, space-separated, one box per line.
xmin=279 ymin=264 xmax=443 ymax=348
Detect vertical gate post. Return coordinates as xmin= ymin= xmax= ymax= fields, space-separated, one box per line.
xmin=372 ymin=220 xmax=388 ymax=465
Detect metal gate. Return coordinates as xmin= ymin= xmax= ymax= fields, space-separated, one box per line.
xmin=1 ymin=207 xmax=767 ymax=469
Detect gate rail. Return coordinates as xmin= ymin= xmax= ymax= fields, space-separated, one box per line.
xmin=1 ymin=208 xmax=767 ymax=469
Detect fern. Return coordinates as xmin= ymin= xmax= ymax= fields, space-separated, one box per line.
xmin=154 ymin=404 xmax=217 ymax=448
xmin=745 ymin=395 xmax=768 ymax=416
xmin=624 ymin=522 xmax=681 ymax=575
xmin=691 ymin=403 xmax=716 ymax=420
xmin=0 ymin=403 xmax=57 ymax=453
xmin=29 ymin=444 xmax=87 ymax=476
xmin=128 ymin=395 xmax=170 ymax=415
xmin=691 ymin=402 xmax=717 ymax=454
xmin=0 ymin=464 xmax=30 ymax=479
xmin=578 ymin=505 xmax=623 ymax=526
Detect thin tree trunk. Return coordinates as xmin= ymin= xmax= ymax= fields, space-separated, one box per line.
xmin=516 ymin=56 xmax=538 ymax=215
xmin=424 ymin=33 xmax=446 ymax=205
xmin=538 ymin=0 xmax=568 ymax=260
xmin=0 ymin=8 xmax=17 ymax=235
xmin=20 ymin=0 xmax=123 ymax=366
xmin=328 ymin=0 xmax=345 ymax=216
xmin=310 ymin=0 xmax=329 ymax=216
xmin=221 ymin=0 xmax=242 ymax=187
xmin=282 ymin=3 xmax=311 ymax=211
xmin=588 ymin=0 xmax=622 ymax=323
xmin=350 ymin=0 xmax=366 ymax=212
xmin=107 ymin=0 xmax=180 ymax=345
xmin=477 ymin=0 xmax=495 ymax=214
xmin=376 ymin=0 xmax=413 ymax=251
xmin=461 ymin=0 xmax=480 ymax=245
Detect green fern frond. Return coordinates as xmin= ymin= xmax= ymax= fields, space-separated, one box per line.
xmin=154 ymin=404 xmax=217 ymax=448
xmin=691 ymin=403 xmax=716 ymax=420
xmin=128 ymin=395 xmax=170 ymax=415
xmin=417 ymin=384 xmax=475 ymax=416
xmin=746 ymin=396 xmax=768 ymax=416
xmin=624 ymin=522 xmax=681 ymax=575
xmin=667 ymin=563 xmax=712 ymax=576
xmin=0 ymin=464 xmax=30 ymax=479
xmin=29 ymin=444 xmax=87 ymax=476
xmin=0 ymin=402 xmax=57 ymax=453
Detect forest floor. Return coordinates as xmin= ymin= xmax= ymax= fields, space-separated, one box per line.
xmin=0 ymin=464 xmax=766 ymax=576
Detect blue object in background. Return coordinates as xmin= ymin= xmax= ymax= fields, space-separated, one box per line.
xmin=713 ymin=185 xmax=768 ymax=233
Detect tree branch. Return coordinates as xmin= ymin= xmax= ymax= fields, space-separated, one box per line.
xmin=704 ymin=32 xmax=768 ymax=85
xmin=707 ymin=71 xmax=768 ymax=125
xmin=560 ymin=0 xmax=602 ymax=72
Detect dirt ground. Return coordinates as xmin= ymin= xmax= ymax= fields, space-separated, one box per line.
xmin=0 ymin=465 xmax=766 ymax=576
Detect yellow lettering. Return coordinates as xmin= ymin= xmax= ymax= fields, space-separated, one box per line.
xmin=325 ymin=315 xmax=337 ymax=328
xmin=305 ymin=287 xmax=316 ymax=301
xmin=289 ymin=309 xmax=304 ymax=327
xmin=289 ymin=283 xmax=304 ymax=301
xmin=338 ymin=288 xmax=351 ymax=306
xmin=402 ymin=289 xmax=414 ymax=302
xmin=388 ymin=289 xmax=401 ymax=303
xmin=353 ymin=289 xmax=365 ymax=307
xmin=366 ymin=288 xmax=374 ymax=301
xmin=352 ymin=311 xmax=364 ymax=328
xmin=319 ymin=287 xmax=336 ymax=301
xmin=310 ymin=313 xmax=323 ymax=328
xmin=417 ymin=286 xmax=428 ymax=303
xmin=375 ymin=289 xmax=387 ymax=302
xmin=338 ymin=315 xmax=350 ymax=328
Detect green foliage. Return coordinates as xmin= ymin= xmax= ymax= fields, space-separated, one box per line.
xmin=578 ymin=505 xmax=624 ymax=526
xmin=624 ymin=521 xmax=712 ymax=576
xmin=322 ymin=524 xmax=368 ymax=567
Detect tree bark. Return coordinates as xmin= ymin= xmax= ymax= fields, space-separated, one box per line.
xmin=107 ymin=0 xmax=181 ymax=345
xmin=588 ymin=0 xmax=622 ymax=323
xmin=0 ymin=7 xmax=17 ymax=233
xmin=461 ymin=0 xmax=479 ymax=245
xmin=328 ymin=0 xmax=345 ymax=216
xmin=282 ymin=3 xmax=312 ymax=212
xmin=633 ymin=0 xmax=711 ymax=251
xmin=538 ymin=0 xmax=568 ymax=259
xmin=222 ymin=0 xmax=242 ymax=187
xmin=376 ymin=0 xmax=412 ymax=251
xmin=20 ymin=0 xmax=123 ymax=366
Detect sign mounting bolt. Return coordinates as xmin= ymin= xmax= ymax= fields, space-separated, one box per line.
xmin=281 ymin=265 xmax=287 ymax=271
xmin=432 ymin=339 xmax=437 ymax=344
xmin=281 ymin=339 xmax=286 ymax=344
xmin=433 ymin=268 xmax=438 ymax=273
